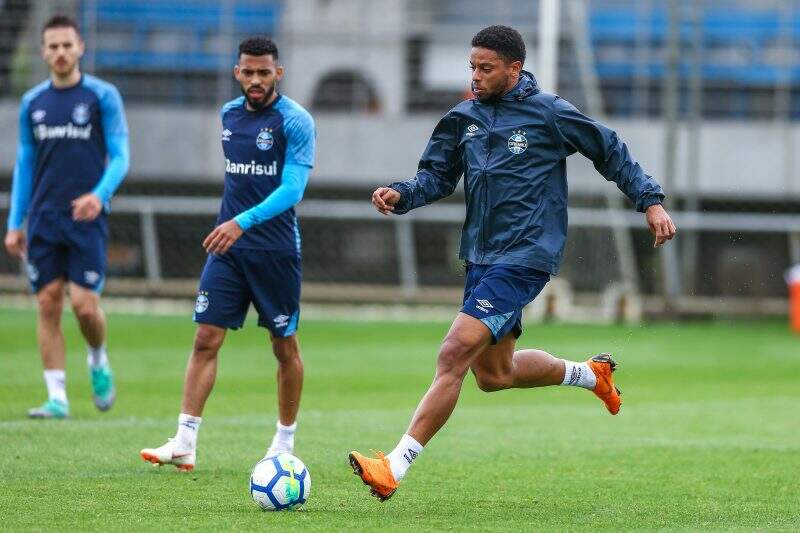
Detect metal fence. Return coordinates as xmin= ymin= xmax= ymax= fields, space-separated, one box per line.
xmin=1 ymin=193 xmax=798 ymax=316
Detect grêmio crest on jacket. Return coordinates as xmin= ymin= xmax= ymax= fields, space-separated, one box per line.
xmin=507 ymin=130 xmax=528 ymax=154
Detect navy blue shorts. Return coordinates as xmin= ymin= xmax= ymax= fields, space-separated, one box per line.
xmin=26 ymin=211 xmax=107 ymax=293
xmin=460 ymin=262 xmax=550 ymax=344
xmin=193 ymin=248 xmax=301 ymax=336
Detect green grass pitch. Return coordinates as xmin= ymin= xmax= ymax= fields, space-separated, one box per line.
xmin=1 ymin=308 xmax=798 ymax=531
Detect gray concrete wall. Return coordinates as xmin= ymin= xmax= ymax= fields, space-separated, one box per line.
xmin=279 ymin=0 xmax=408 ymax=116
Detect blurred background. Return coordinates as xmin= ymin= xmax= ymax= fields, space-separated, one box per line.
xmin=1 ymin=0 xmax=799 ymax=323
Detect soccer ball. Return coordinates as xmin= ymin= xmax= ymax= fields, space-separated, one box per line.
xmin=250 ymin=453 xmax=311 ymax=511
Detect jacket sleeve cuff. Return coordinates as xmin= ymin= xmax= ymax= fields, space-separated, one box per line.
xmin=636 ymin=194 xmax=665 ymax=213
xmin=233 ymin=212 xmax=253 ymax=231
xmin=388 ymin=181 xmax=413 ymax=215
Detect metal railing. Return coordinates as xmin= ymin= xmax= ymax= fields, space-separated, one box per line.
xmin=2 ymin=193 xmax=799 ymax=300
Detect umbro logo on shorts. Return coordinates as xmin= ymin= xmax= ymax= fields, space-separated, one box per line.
xmin=475 ymin=299 xmax=493 ymax=313
xmin=273 ymin=314 xmax=290 ymax=328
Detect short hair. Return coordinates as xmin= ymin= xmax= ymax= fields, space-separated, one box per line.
xmin=238 ymin=36 xmax=279 ymax=60
xmin=471 ymin=25 xmax=525 ymax=65
xmin=42 ymin=14 xmax=80 ymax=36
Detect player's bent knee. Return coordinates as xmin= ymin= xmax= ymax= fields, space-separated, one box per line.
xmin=436 ymin=337 xmax=476 ymax=377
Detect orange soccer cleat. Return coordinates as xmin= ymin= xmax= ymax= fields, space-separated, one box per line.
xmin=348 ymin=450 xmax=399 ymax=501
xmin=587 ymin=353 xmax=622 ymax=415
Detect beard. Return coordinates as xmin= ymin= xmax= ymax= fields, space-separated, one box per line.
xmin=476 ymin=93 xmax=500 ymax=103
xmin=242 ymin=83 xmax=276 ymax=111
xmin=472 ymin=82 xmax=501 ymax=103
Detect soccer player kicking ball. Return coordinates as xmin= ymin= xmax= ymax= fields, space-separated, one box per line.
xmin=140 ymin=37 xmax=315 ymax=471
xmin=349 ymin=25 xmax=676 ymax=500
xmin=4 ymin=15 xmax=129 ymax=419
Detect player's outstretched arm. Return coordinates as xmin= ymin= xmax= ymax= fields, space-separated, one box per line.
xmin=387 ymin=111 xmax=464 ymax=215
xmin=550 ymin=96 xmax=664 ymax=213
xmin=645 ymin=203 xmax=677 ymax=248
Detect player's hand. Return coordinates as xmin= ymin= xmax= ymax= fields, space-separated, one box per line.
xmin=203 ymin=219 xmax=244 ymax=255
xmin=71 ymin=193 xmax=103 ymax=222
xmin=646 ymin=203 xmax=677 ymax=248
xmin=371 ymin=187 xmax=401 ymax=215
xmin=4 ymin=229 xmax=26 ymax=259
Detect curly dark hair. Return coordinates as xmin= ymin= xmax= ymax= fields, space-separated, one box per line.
xmin=42 ymin=14 xmax=80 ymax=36
xmin=471 ymin=25 xmax=525 ymax=65
xmin=238 ymin=36 xmax=279 ymax=60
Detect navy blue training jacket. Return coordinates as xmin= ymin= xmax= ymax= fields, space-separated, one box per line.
xmin=389 ymin=71 xmax=664 ymax=275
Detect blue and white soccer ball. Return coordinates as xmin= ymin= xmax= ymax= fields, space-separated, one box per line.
xmin=250 ymin=453 xmax=311 ymax=511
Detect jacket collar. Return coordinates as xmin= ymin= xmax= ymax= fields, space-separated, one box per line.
xmin=501 ymin=70 xmax=540 ymax=101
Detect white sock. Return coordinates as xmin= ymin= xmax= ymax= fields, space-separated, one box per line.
xmin=175 ymin=413 xmax=202 ymax=450
xmin=43 ymin=369 xmax=67 ymax=404
xmin=87 ymin=344 xmax=108 ymax=368
xmin=560 ymin=360 xmax=597 ymax=389
xmin=268 ymin=421 xmax=297 ymax=454
xmin=386 ymin=434 xmax=423 ymax=482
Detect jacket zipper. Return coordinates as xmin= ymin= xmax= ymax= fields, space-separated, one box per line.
xmin=478 ymin=104 xmax=497 ymax=262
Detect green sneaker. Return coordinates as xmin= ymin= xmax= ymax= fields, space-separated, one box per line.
xmin=28 ymin=399 xmax=69 ymax=419
xmin=90 ymin=363 xmax=116 ymax=412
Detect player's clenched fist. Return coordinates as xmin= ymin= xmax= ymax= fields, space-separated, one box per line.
xmin=203 ymin=219 xmax=244 ymax=255
xmin=371 ymin=187 xmax=401 ymax=215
